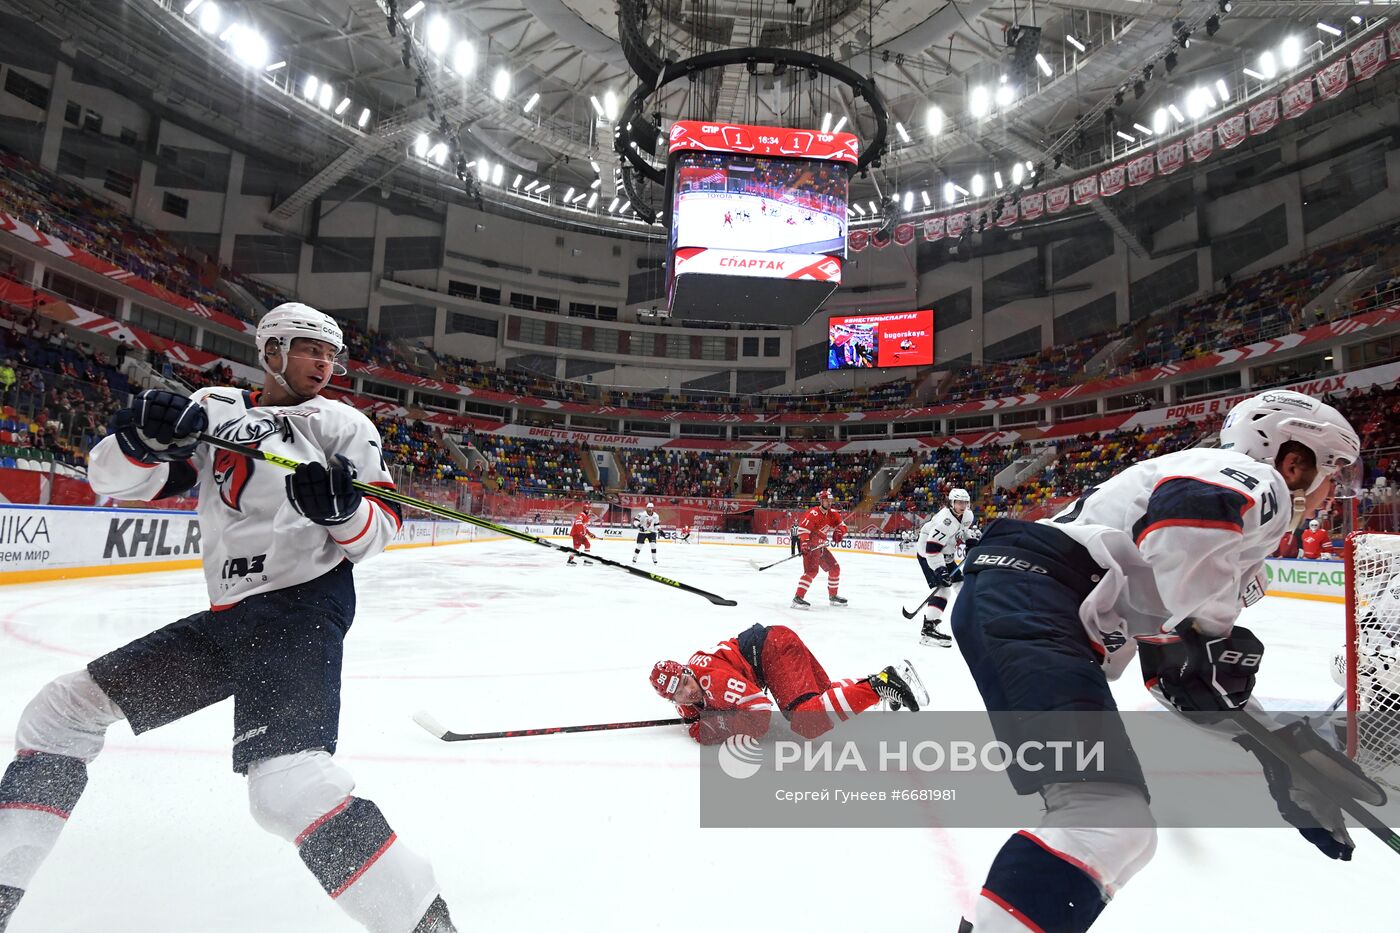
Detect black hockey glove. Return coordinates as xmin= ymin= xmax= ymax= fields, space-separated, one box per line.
xmin=110 ymin=389 xmax=207 ymax=464
xmin=286 ymin=455 xmax=362 ymax=526
xmin=1138 ymin=623 xmax=1263 ymax=721
xmin=1236 ymin=718 xmax=1385 ymax=861
xmin=929 ymin=563 xmax=959 ymax=588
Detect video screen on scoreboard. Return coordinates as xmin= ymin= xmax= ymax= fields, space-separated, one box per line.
xmin=828 ymin=310 xmax=934 ymax=369
xmin=670 ymin=151 xmax=849 ymax=259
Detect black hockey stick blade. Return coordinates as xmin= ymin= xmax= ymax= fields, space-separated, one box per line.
xmin=751 ymin=545 xmax=827 ymax=572
xmin=413 ymin=709 xmax=689 ymax=742
xmin=901 ymin=589 xmax=937 ymax=619
xmin=197 ymin=433 xmax=738 ymax=606
xmin=1234 ymin=712 xmax=1400 ymax=856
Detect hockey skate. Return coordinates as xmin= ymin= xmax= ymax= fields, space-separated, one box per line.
xmin=791 ymin=596 xmax=811 ymax=610
xmin=829 ymin=595 xmax=849 ymax=606
xmin=920 ymin=619 xmax=952 ymax=648
xmin=870 ymin=660 xmax=929 ymax=711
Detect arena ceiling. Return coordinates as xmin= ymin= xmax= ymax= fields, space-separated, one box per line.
xmin=0 ymin=0 xmax=1387 ymax=235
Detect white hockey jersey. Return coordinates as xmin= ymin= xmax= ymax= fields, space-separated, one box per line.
xmin=89 ymin=388 xmax=402 ymax=608
xmin=916 ymin=506 xmax=976 ymax=565
xmin=1039 ymin=447 xmax=1291 ymax=681
xmin=635 ymin=511 xmax=662 ymax=534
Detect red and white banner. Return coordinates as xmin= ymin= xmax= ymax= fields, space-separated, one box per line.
xmin=1217 ymin=113 xmax=1248 ymax=149
xmin=869 ymin=228 xmax=890 ymax=249
xmin=946 ymin=212 xmax=971 ymax=238
xmin=1045 ymin=185 xmax=1071 ymax=214
xmin=1316 ymin=58 xmax=1350 ymax=99
xmin=671 ymin=247 xmax=842 ymax=282
xmin=1127 ymin=155 xmax=1155 ymax=187
xmin=1157 ymin=140 xmax=1185 ymax=175
xmin=1019 ymin=192 xmax=1045 ymax=221
xmin=1186 ymin=129 xmax=1213 ymax=163
xmin=1281 ymin=78 xmax=1314 ymax=119
xmin=893 ymin=223 xmax=915 ymax=246
xmin=1248 ymin=97 xmax=1279 ymax=136
xmin=922 ymin=217 xmax=944 ymax=242
xmin=1352 ymin=35 xmax=1387 ymax=81
xmin=848 ymin=229 xmax=868 ymax=252
xmin=667 ymin=120 xmax=859 ymax=164
xmin=996 ymin=201 xmax=1019 ymax=228
xmin=1099 ymin=165 xmax=1126 ymax=198
xmin=1390 ymin=23 xmax=1400 ymax=60
xmin=1072 ymin=175 xmax=1099 ymax=205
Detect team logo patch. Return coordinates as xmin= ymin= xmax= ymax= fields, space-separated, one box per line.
xmin=212 ymin=448 xmax=254 ymax=512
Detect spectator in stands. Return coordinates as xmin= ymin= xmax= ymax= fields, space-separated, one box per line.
xmin=0 ymin=361 xmax=13 ymax=405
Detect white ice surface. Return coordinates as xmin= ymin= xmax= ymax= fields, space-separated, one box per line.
xmin=0 ymin=539 xmax=1387 ymax=932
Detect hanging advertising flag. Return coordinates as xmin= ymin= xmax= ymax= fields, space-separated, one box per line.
xmin=1281 ymin=78 xmax=1314 ymax=119
xmin=1045 ymin=185 xmax=1071 ymax=213
xmin=1316 ymin=57 xmax=1350 ymax=99
xmin=1099 ymin=164 xmax=1127 ymax=197
xmin=1352 ymin=35 xmax=1387 ymax=81
xmin=1390 ymin=23 xmax=1400 ymax=60
xmin=922 ymin=217 xmax=945 ymax=241
xmin=1072 ymin=174 xmax=1100 ymax=205
xmin=946 ymin=212 xmax=970 ymax=238
xmin=1248 ymin=96 xmax=1279 ymax=136
xmin=1186 ymin=129 xmax=1214 ymax=163
xmin=1217 ymin=113 xmax=1248 ymax=149
xmin=869 ymin=227 xmax=890 ymax=249
xmin=1019 ymin=192 xmax=1045 ymax=221
xmin=848 ymin=229 xmax=868 ymax=252
xmin=996 ymin=201 xmax=1019 ymax=228
xmin=1127 ymin=154 xmax=1156 ymax=187
xmin=1157 ymin=140 xmax=1185 ymax=175
xmin=893 ymin=223 xmax=916 ymax=246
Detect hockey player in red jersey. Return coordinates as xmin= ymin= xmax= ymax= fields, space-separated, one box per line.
xmin=567 ymin=509 xmax=597 ymax=565
xmin=650 ymin=624 xmax=927 ymax=743
xmin=1300 ymin=518 xmax=1332 ymax=559
xmin=792 ymin=488 xmax=847 ymax=609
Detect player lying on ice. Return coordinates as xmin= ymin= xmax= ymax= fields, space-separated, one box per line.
xmin=651 ymin=624 xmax=927 ymax=744
xmin=0 ymin=303 xmax=456 ymax=933
xmin=950 ymin=389 xmax=1374 ymax=933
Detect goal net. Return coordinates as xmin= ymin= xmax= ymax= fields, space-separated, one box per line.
xmin=1346 ymin=532 xmax=1400 ymax=790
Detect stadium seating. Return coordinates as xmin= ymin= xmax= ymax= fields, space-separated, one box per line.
xmin=621 ymin=449 xmax=731 ymax=498
xmin=761 ymin=450 xmax=884 ymax=508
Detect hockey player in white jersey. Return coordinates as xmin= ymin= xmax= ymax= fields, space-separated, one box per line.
xmin=949 ymin=390 xmax=1363 ymax=933
xmin=0 ymin=304 xmax=456 ymax=933
xmin=915 ymin=487 xmax=979 ymax=647
xmin=633 ymin=501 xmax=662 ymax=564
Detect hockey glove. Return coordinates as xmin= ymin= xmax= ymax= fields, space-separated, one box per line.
xmin=1138 ymin=623 xmax=1263 ymax=721
xmin=966 ymin=525 xmax=984 ymax=543
xmin=929 ymin=563 xmax=961 ymax=588
xmin=833 ymin=527 xmax=846 ymax=544
xmin=110 ymin=389 xmax=207 ymax=464
xmin=286 ymin=454 xmax=362 ymax=525
xmin=1236 ymin=718 xmax=1385 ymax=860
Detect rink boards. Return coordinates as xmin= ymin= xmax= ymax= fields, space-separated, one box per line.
xmin=0 ymin=505 xmax=1344 ymax=601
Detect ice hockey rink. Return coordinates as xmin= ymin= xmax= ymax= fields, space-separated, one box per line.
xmin=0 ymin=537 xmax=1390 ymax=933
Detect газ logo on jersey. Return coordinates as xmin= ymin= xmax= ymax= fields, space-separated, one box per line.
xmin=210 ymin=416 xmax=282 ymax=511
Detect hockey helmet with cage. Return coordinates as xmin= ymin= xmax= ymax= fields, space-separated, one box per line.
xmin=256 ymin=302 xmax=348 ymax=376
xmin=1309 ymin=519 xmax=1321 ymax=530
xmin=1220 ymin=390 xmax=1361 ymax=497
xmin=651 ymin=660 xmax=692 ymax=699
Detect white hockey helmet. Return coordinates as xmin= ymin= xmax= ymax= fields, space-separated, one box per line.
xmin=1219 ymin=390 xmax=1361 ymax=496
xmin=1309 ymin=519 xmax=1321 ymax=530
xmin=256 ymin=302 xmax=348 ymax=374
xmin=646 ymin=501 xmax=655 ymax=509
xmin=948 ymin=488 xmax=971 ymax=504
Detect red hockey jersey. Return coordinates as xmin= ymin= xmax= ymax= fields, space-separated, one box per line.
xmin=796 ymin=505 xmax=846 ymax=548
xmin=674 ymin=636 xmax=778 ymax=744
xmin=570 ymin=511 xmax=595 ymax=538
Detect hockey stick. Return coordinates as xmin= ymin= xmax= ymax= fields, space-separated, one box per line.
xmin=195 ymin=433 xmax=738 ymax=607
xmin=749 ymin=544 xmax=829 ymax=572
xmin=413 ymin=709 xmax=687 ymax=742
xmin=1234 ymin=712 xmax=1400 ymax=856
xmin=901 ymin=559 xmax=965 ymax=619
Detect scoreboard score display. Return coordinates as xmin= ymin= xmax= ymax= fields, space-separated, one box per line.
xmin=664 ymin=121 xmax=857 ymax=325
